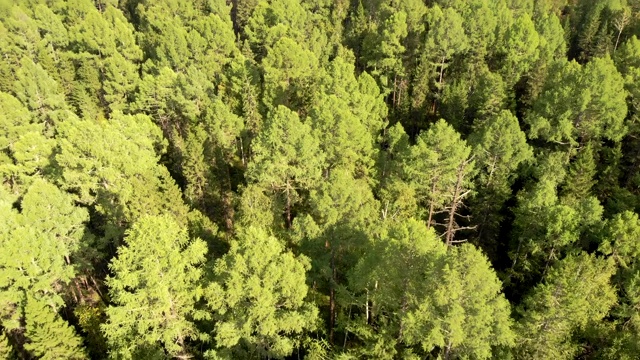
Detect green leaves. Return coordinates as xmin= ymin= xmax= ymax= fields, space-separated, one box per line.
xmin=0 ymin=179 xmax=86 ymax=331
xmin=24 ymin=296 xmax=86 ymax=360
xmin=516 ymin=253 xmax=617 ymax=359
xmin=103 ymin=215 xmax=207 ymax=359
xmin=206 ymin=227 xmax=318 ymax=359
xmin=245 ymin=105 xmax=323 ymax=228
xmin=348 ymin=219 xmax=513 ymax=358
xmin=527 ymin=56 xmax=628 ymax=145
xmin=471 ymin=110 xmax=532 ymax=188
xmin=56 ymin=112 xmax=189 ymax=241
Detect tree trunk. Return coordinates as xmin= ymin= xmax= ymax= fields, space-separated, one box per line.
xmin=427 ymin=180 xmax=438 ymax=229
xmin=285 ymin=179 xmax=292 ymax=228
xmin=446 ymin=168 xmax=463 ymax=246
xmin=432 ymin=55 xmax=447 ymax=114
xmin=329 ymin=247 xmax=336 ymax=345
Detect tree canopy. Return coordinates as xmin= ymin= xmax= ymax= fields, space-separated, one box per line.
xmin=1 ymin=0 xmax=640 ymax=358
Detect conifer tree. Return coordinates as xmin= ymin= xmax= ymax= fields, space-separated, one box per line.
xmin=244 ymin=106 xmax=324 ymax=228
xmin=527 ymin=57 xmax=628 ymax=146
xmin=515 ymin=253 xmax=617 ymax=359
xmin=24 ymin=296 xmax=86 ymax=360
xmin=402 ymin=120 xmax=474 ymax=244
xmin=205 ymin=227 xmax=318 ymax=359
xmin=103 ymin=215 xmax=208 ymax=359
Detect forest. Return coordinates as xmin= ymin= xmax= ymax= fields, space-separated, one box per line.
xmin=1 ymin=0 xmax=640 ymax=358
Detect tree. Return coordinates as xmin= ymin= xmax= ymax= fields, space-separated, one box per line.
xmin=245 ymin=106 xmax=324 ymax=228
xmin=515 ymin=253 xmax=617 ymax=359
xmin=56 ymin=112 xmax=190 ymax=242
xmin=415 ymin=5 xmax=468 ymax=113
xmin=0 ymin=180 xmax=89 ymax=357
xmin=296 ymin=168 xmax=379 ymax=344
xmin=309 ymin=94 xmax=375 ymax=176
xmin=405 ymin=243 xmax=514 ymax=359
xmin=261 ymin=37 xmax=321 ymax=114
xmin=0 ymin=330 xmax=13 ymax=359
xmin=0 ymin=92 xmax=55 ymax=193
xmin=24 ymin=295 xmax=86 ymax=360
xmin=402 ymin=120 xmax=474 ymax=244
xmin=526 ymin=56 xmax=628 ymax=146
xmin=348 ymin=219 xmax=514 ymax=359
xmin=13 ymin=57 xmax=71 ymax=129
xmin=347 ymin=218 xmax=447 ymax=358
xmin=205 ymin=227 xmax=318 ymax=359
xmin=0 ymin=180 xmax=87 ymax=327
xmin=469 ymin=110 xmax=532 ymax=249
xmin=497 ymin=14 xmax=540 ymax=86
xmin=102 ymin=215 xmax=208 ymax=359
xmin=615 ymin=36 xmax=640 ymax=125
xmin=362 ymin=8 xmax=408 ymax=102
xmin=509 ymin=152 xmax=603 ymax=287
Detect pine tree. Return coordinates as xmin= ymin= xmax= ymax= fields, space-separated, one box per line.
xmin=205 ymin=227 xmax=318 ymax=359
xmin=402 ymin=119 xmax=474 ymax=244
xmin=469 ymin=110 xmax=532 ymax=248
xmin=348 ymin=219 xmax=514 ymax=359
xmin=103 ymin=215 xmax=208 ymax=359
xmin=244 ymin=105 xmax=324 ymax=228
xmin=515 ymin=253 xmax=617 ymax=359
xmin=0 ymin=331 xmax=13 ymax=359
xmin=24 ymin=296 xmax=86 ymax=360
xmin=56 ymin=112 xmax=190 ymax=242
xmin=0 ymin=180 xmax=86 ymax=332
xmin=526 ymin=56 xmax=628 ymax=146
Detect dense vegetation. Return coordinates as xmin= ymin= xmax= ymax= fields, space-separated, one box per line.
xmin=1 ymin=0 xmax=640 ymax=358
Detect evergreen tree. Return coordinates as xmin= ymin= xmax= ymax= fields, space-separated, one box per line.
xmin=244 ymin=106 xmax=324 ymax=228
xmin=527 ymin=56 xmax=628 ymax=146
xmin=24 ymin=296 xmax=86 ymax=360
xmin=205 ymin=227 xmax=318 ymax=359
xmin=103 ymin=215 xmax=208 ymax=359
xmin=515 ymin=253 xmax=617 ymax=359
xmin=402 ymin=120 xmax=474 ymax=244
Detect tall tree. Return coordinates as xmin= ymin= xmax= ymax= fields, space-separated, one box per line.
xmin=469 ymin=110 xmax=533 ymax=250
xmin=526 ymin=56 xmax=628 ymax=146
xmin=244 ymin=106 xmax=324 ymax=229
xmin=515 ymin=253 xmax=617 ymax=359
xmin=402 ymin=120 xmax=474 ymax=244
xmin=102 ymin=215 xmax=208 ymax=359
xmin=205 ymin=226 xmax=318 ymax=359
xmin=24 ymin=295 xmax=86 ymax=360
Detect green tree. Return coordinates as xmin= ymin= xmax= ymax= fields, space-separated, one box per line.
xmin=103 ymin=215 xmax=208 ymax=359
xmin=402 ymin=120 xmax=474 ymax=244
xmin=261 ymin=37 xmax=321 ymax=114
xmin=13 ymin=57 xmax=71 ymax=129
xmin=244 ymin=106 xmax=324 ymax=228
xmin=362 ymin=8 xmax=408 ymax=101
xmin=405 ymin=243 xmax=514 ymax=359
xmin=24 ymin=295 xmax=86 ymax=360
xmin=56 ymin=112 xmax=190 ymax=242
xmin=469 ymin=110 xmax=532 ymax=249
xmin=497 ymin=14 xmax=540 ymax=86
xmin=0 ymin=92 xmax=55 ymax=193
xmin=309 ymin=94 xmax=375 ymax=176
xmin=348 ymin=219 xmax=514 ymax=359
xmin=615 ymin=36 xmax=640 ymax=126
xmin=0 ymin=330 xmax=13 ymax=359
xmin=0 ymin=180 xmax=88 ymax=357
xmin=527 ymin=57 xmax=628 ymax=146
xmin=414 ymin=5 xmax=468 ymax=113
xmin=515 ymin=253 xmax=617 ymax=359
xmin=509 ymin=152 xmax=603 ymax=286
xmin=205 ymin=227 xmax=318 ymax=359
xmin=0 ymin=180 xmax=87 ymax=329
